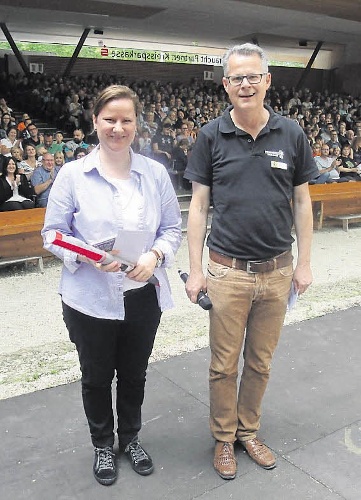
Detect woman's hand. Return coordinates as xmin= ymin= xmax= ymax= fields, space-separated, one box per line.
xmin=126 ymin=252 xmax=157 ymax=282
xmin=77 ymin=250 xmax=122 ymax=273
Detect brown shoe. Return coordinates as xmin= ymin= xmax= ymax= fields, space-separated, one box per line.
xmin=240 ymin=438 xmax=276 ymax=469
xmin=213 ymin=441 xmax=237 ymax=480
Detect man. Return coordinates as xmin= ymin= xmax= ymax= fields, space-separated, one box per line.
xmin=151 ymin=121 xmax=176 ymax=168
xmin=176 ymin=121 xmax=194 ymax=146
xmin=288 ymin=91 xmax=301 ymax=109
xmin=312 ymin=145 xmax=344 ymax=183
xmin=184 ymin=43 xmax=318 ymax=480
xmin=63 ymin=128 xmax=88 ymax=162
xmin=22 ymin=122 xmax=42 ymax=150
xmin=31 ymin=152 xmax=60 ymax=207
xmin=320 ymin=122 xmax=334 ymax=143
xmin=40 ymin=131 xmax=61 ymax=155
xmin=327 ymin=130 xmax=342 ymax=153
xmin=344 ymin=129 xmax=355 ymax=147
xmin=154 ymin=101 xmax=166 ymax=125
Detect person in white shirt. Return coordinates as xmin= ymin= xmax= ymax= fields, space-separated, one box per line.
xmin=313 ymin=145 xmax=345 ymax=183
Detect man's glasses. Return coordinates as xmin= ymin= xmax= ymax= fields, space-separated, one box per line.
xmin=225 ymin=73 xmax=267 ymax=86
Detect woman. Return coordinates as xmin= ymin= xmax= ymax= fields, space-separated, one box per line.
xmin=312 ymin=143 xmax=321 ymax=157
xmin=0 ymin=126 xmax=21 ymax=156
xmin=351 ymin=136 xmax=361 ymax=165
xmin=0 ymin=112 xmax=12 ymax=139
xmin=338 ymin=144 xmax=361 ymax=181
xmin=20 ymin=144 xmax=40 ymax=178
xmin=0 ymin=156 xmax=35 ymax=211
xmin=42 ymin=85 xmax=182 ymax=487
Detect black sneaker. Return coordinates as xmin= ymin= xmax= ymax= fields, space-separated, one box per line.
xmin=124 ymin=440 xmax=154 ymax=476
xmin=93 ymin=446 xmax=116 ymax=485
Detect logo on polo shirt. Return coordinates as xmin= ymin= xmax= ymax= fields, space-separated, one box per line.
xmin=265 ymin=149 xmax=284 ymax=160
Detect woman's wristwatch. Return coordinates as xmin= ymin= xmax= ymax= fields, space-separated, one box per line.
xmin=150 ymin=248 xmax=163 ymax=267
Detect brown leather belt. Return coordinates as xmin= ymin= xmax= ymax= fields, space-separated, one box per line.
xmin=209 ymin=249 xmax=293 ymax=273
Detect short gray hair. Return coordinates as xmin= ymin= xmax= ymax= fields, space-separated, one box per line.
xmin=222 ymin=43 xmax=269 ymax=76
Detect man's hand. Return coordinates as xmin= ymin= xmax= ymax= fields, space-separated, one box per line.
xmin=186 ymin=269 xmax=207 ymax=304
xmin=292 ymin=263 xmax=312 ymax=295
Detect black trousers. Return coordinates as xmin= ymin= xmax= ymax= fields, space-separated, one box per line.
xmin=62 ymin=283 xmax=161 ymax=449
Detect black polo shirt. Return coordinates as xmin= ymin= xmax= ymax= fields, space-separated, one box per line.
xmin=185 ymin=105 xmax=318 ymax=260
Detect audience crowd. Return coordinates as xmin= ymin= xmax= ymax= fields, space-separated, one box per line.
xmin=1 ymin=71 xmax=361 ymax=211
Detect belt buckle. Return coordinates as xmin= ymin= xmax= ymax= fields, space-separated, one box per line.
xmin=246 ymin=260 xmax=257 ymax=273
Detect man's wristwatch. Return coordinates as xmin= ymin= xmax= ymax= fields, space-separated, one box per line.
xmin=150 ymin=248 xmax=163 ymax=267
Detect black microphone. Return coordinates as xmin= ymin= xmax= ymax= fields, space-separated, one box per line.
xmin=178 ymin=270 xmax=212 ymax=310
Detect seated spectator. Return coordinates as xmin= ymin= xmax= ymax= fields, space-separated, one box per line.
xmin=74 ymin=147 xmax=87 ymax=160
xmin=10 ymin=146 xmax=24 ymax=169
xmin=80 ymin=100 xmax=94 ymax=135
xmin=0 ymin=112 xmax=12 ymax=139
xmin=312 ymin=143 xmax=321 ymax=157
xmin=147 ymin=103 xmax=161 ymax=127
xmin=288 ymin=91 xmax=301 ymax=108
xmin=302 ymin=108 xmax=312 ymax=126
xmin=138 ymin=128 xmax=153 ymax=158
xmin=171 ymin=138 xmax=191 ymax=190
xmin=31 ymin=152 xmax=61 ymax=207
xmin=320 ymin=123 xmax=334 ymax=143
xmin=0 ymin=126 xmax=21 ymax=156
xmin=175 ymin=109 xmax=186 ymax=131
xmin=151 ymin=121 xmax=176 ymax=168
xmin=154 ymin=102 xmax=166 ymax=124
xmin=43 ymin=131 xmax=63 ymax=155
xmin=0 ymin=156 xmax=35 ymax=211
xmin=19 ymin=117 xmax=33 ymax=140
xmin=20 ymin=144 xmax=40 ymax=178
xmin=311 ymin=145 xmax=345 ymax=183
xmin=0 ymin=97 xmax=12 ymax=115
xmin=337 ymin=121 xmax=348 ymax=147
xmin=351 ymin=136 xmax=361 ymax=165
xmin=327 ymin=130 xmax=341 ymax=153
xmin=54 ymin=151 xmax=65 ymax=168
xmin=68 ymin=93 xmax=83 ymax=129
xmin=187 ymin=120 xmax=197 ymax=141
xmin=22 ymin=123 xmax=43 ymax=150
xmin=338 ymin=145 xmax=361 ymax=181
xmin=330 ymin=145 xmax=341 ymax=160
xmin=333 ymin=112 xmax=342 ymax=131
xmin=63 ymin=128 xmax=88 ymax=162
xmin=54 ymin=130 xmax=65 ymax=150
xmin=176 ymin=121 xmax=194 ymax=145
xmin=344 ymin=129 xmax=355 ymax=152
xmin=308 ymin=126 xmax=321 ymax=145
xmin=166 ymin=110 xmax=177 ymax=129
xmin=16 ymin=113 xmax=31 ymax=133
xmin=143 ymin=111 xmax=158 ymax=137
xmin=302 ymin=96 xmax=313 ymax=111
xmin=171 ymin=138 xmax=188 ymax=171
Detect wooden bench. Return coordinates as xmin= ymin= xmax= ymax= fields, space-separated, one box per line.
xmin=0 ymin=208 xmax=50 ymax=268
xmin=309 ymin=183 xmax=361 ymax=231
